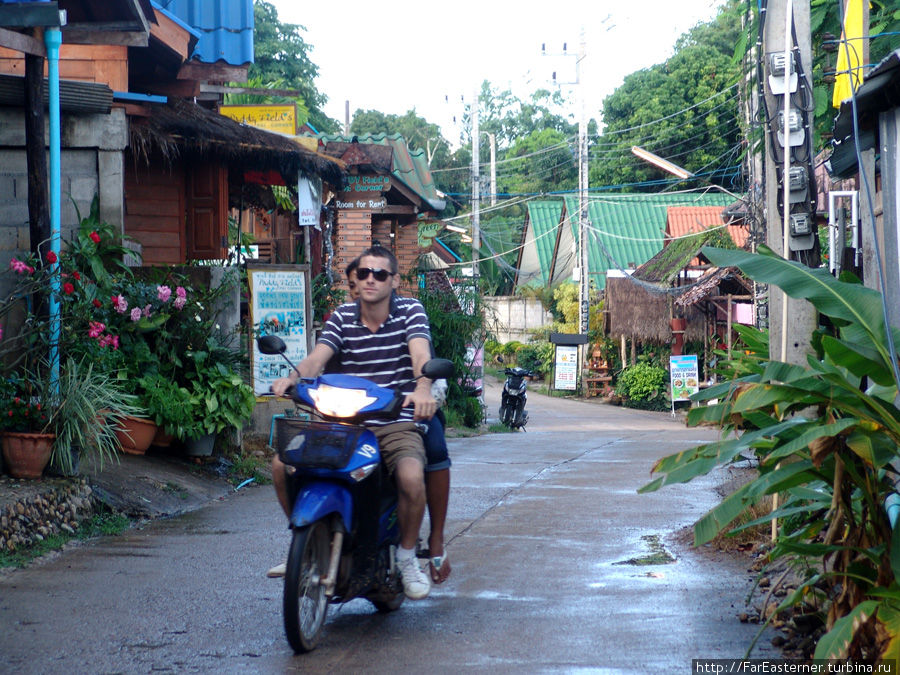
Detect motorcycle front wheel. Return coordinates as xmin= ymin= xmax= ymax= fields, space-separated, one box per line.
xmin=283 ymin=521 xmax=331 ymax=653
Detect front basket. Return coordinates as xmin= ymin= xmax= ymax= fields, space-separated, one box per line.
xmin=275 ymin=418 xmax=365 ymax=470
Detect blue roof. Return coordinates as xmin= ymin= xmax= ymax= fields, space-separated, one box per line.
xmin=159 ymin=0 xmax=254 ymax=66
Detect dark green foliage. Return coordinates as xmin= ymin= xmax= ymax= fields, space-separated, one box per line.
xmin=417 ymin=285 xmax=487 ymax=428
xmin=249 ymin=2 xmax=338 ymax=133
xmin=615 ymin=362 xmax=667 ymax=403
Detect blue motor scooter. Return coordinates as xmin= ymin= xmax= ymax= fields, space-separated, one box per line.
xmin=257 ymin=335 xmax=453 ymax=653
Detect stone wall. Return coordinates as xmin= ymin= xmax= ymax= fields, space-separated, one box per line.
xmin=0 ymin=476 xmax=96 ymax=552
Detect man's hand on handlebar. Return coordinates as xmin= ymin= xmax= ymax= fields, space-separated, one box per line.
xmin=403 ymin=387 xmax=437 ymax=421
xmin=271 ymin=376 xmax=294 ymax=398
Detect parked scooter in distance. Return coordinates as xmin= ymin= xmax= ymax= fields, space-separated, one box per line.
xmin=257 ymin=334 xmax=454 ymax=653
xmin=497 ymin=355 xmax=532 ymax=430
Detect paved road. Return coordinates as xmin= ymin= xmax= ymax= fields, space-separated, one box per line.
xmin=0 ymin=381 xmax=777 ymax=673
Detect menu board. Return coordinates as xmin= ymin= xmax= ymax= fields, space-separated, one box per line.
xmin=669 ymin=354 xmax=700 ymax=402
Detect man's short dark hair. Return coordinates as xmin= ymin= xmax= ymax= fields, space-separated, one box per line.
xmin=345 ymin=257 xmax=360 ymax=279
xmin=361 ymin=243 xmax=398 ymax=275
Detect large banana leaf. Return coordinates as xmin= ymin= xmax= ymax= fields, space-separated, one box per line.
xmin=814 ymin=600 xmax=879 ymax=659
xmin=702 ymin=246 xmax=900 ymax=387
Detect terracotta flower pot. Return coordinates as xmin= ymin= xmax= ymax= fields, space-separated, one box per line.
xmin=114 ymin=416 xmax=158 ymax=455
xmin=152 ymin=428 xmax=175 ymax=448
xmin=2 ymin=431 xmax=55 ymax=479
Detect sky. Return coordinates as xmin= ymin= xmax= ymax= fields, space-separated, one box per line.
xmin=270 ymin=1 xmax=727 ymax=141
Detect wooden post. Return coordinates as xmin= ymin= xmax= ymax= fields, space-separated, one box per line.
xmin=25 ymin=44 xmax=50 ymax=256
xmin=726 ymin=293 xmax=733 ymax=356
xmin=620 ymin=334 xmax=626 ymax=366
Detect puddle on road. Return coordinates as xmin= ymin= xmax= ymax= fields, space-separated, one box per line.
xmin=613 ymin=534 xmax=676 ymax=566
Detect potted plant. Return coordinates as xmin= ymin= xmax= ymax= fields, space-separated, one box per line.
xmin=50 ymin=358 xmax=144 ymax=475
xmin=182 ymin=349 xmax=256 ymax=456
xmin=137 ymin=372 xmax=195 ymax=446
xmin=0 ymin=371 xmax=57 ymax=478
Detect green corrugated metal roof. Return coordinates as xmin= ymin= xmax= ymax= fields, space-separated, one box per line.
xmin=517 ymin=200 xmax=563 ymax=287
xmin=318 ymin=132 xmax=444 ymax=210
xmin=559 ymin=193 xmax=734 ymax=289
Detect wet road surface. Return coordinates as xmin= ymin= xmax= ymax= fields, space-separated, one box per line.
xmin=0 ymin=380 xmax=777 ymax=672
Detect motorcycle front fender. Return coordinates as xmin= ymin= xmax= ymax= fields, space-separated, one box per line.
xmin=291 ymin=482 xmax=353 ymax=530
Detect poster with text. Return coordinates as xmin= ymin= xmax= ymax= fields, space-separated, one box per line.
xmin=554 ymin=345 xmax=578 ymax=391
xmin=669 ymin=354 xmax=699 ymax=402
xmin=248 ymin=266 xmax=311 ymax=396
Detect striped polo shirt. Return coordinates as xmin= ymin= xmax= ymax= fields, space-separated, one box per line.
xmin=318 ymin=294 xmax=432 ymax=424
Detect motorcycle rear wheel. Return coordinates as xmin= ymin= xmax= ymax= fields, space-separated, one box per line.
xmin=283 ymin=521 xmax=331 ymax=653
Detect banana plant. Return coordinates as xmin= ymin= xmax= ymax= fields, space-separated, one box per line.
xmin=640 ymin=245 xmax=900 ymax=662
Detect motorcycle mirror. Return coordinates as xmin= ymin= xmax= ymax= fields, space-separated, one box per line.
xmin=496 ymin=354 xmax=504 ymax=364
xmin=257 ymin=335 xmax=287 ymax=355
xmin=422 ymin=358 xmax=455 ymax=380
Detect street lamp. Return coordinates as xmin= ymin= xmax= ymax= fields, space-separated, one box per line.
xmin=630 ymin=146 xmax=695 ymax=180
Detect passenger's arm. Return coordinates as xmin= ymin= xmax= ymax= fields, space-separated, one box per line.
xmin=404 ymin=336 xmax=437 ymax=420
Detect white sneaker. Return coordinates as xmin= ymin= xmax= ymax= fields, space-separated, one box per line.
xmin=266 ymin=562 xmax=286 ymax=578
xmin=397 ymin=554 xmax=431 ymax=599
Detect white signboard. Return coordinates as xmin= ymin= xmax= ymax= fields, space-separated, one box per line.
xmin=554 ymin=344 xmax=578 ymax=391
xmin=669 ymin=354 xmax=700 ymax=402
xmin=248 ymin=266 xmax=311 ymax=396
xmin=297 ymin=176 xmax=322 ymax=227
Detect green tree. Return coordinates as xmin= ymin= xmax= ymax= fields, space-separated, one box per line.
xmin=249 ymin=1 xmax=338 ymax=133
xmin=592 ymin=0 xmax=743 ymax=190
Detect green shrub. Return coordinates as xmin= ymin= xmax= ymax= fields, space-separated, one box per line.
xmin=616 ymin=362 xmax=666 ymax=402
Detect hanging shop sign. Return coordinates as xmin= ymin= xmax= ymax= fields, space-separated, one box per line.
xmin=335 ymin=193 xmax=388 ymax=210
xmin=297 ymin=176 xmax=322 ymax=227
xmin=219 ymin=104 xmax=297 ymax=135
xmin=345 ymin=174 xmax=391 ymax=193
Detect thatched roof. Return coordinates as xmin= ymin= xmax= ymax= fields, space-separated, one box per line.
xmin=605 ymin=276 xmax=707 ymax=343
xmin=129 ymin=98 xmax=345 ymax=186
xmin=633 ymin=227 xmax=736 ymax=284
xmin=674 ymin=267 xmax=753 ymax=307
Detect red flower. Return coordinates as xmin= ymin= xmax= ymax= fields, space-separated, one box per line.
xmin=46 ymin=251 xmax=57 ymax=264
xmin=63 ymin=282 xmax=75 ymax=295
xmin=73 ymin=271 xmax=81 ymax=280
xmin=93 ymin=299 xmax=102 ymax=308
xmin=89 ymin=231 xmax=101 ymax=244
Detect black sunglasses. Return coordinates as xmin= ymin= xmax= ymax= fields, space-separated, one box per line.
xmin=356 ymin=267 xmax=394 ymax=282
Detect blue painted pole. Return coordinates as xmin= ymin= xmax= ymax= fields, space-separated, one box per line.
xmin=45 ymin=27 xmax=62 ymax=392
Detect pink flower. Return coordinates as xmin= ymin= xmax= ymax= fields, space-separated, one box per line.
xmin=173 ymin=296 xmax=187 ymax=310
xmin=130 ymin=308 xmax=141 ymax=322
xmin=111 ymin=335 xmax=119 ymax=350
xmin=88 ymin=321 xmax=105 ymax=338
xmin=175 ymin=286 xmax=186 ymax=299
xmin=157 ymin=285 xmax=172 ymax=302
xmin=0 ymin=326 xmax=3 ymax=341
xmin=9 ymin=258 xmax=31 ymax=274
xmin=89 ymin=231 xmax=101 ymax=244
xmin=113 ymin=295 xmax=128 ymax=313
xmin=142 ymin=304 xmax=151 ymax=318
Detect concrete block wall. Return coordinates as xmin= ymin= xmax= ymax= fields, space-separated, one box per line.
xmin=483 ymin=296 xmax=553 ymax=343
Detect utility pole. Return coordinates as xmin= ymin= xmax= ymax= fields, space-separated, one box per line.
xmin=577 ymin=28 xmax=589 ymax=338
xmin=488 ymin=132 xmax=497 ymax=207
xmin=471 ymin=86 xmax=480 ymax=280
xmin=762 ymin=0 xmax=818 ymax=365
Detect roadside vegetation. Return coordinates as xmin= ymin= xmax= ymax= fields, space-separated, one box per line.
xmin=0 ymin=508 xmax=131 ymax=570
xmin=642 ymin=246 xmax=900 ymax=663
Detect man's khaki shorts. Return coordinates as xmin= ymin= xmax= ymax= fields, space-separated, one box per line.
xmin=372 ymin=421 xmax=425 ymax=475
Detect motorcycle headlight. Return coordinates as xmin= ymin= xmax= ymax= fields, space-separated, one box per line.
xmin=309 ymin=384 xmax=377 ymax=417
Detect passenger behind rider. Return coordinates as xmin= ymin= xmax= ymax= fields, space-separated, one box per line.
xmin=344 ymin=256 xmax=452 ymax=584
xmin=270 ymin=245 xmax=434 ymax=599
